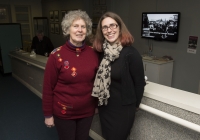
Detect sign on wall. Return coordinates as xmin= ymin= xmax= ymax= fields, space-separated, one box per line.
xmin=187 ymin=36 xmax=198 ymax=54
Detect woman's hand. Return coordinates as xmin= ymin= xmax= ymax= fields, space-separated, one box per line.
xmin=44 ymin=116 xmax=55 ymax=128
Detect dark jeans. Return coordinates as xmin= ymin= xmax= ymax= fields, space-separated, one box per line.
xmin=54 ymin=116 xmax=93 ymax=140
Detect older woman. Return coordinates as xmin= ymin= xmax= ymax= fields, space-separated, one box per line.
xmin=92 ymin=12 xmax=146 ymax=140
xmin=42 ymin=10 xmax=99 ymax=140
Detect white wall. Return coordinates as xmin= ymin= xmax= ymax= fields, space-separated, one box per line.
xmin=108 ymin=0 xmax=200 ymax=94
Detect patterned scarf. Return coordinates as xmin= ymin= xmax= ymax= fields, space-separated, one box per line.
xmin=92 ymin=40 xmax=123 ymax=106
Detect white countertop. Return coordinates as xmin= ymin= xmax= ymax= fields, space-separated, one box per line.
xmin=9 ymin=51 xmax=48 ymax=69
xmin=143 ymin=59 xmax=174 ymax=65
xmin=144 ymin=81 xmax=200 ymax=115
xmin=16 ymin=50 xmax=48 ymax=63
xmin=10 ymin=51 xmax=200 ymax=115
xmin=142 ymin=55 xmax=174 ymax=64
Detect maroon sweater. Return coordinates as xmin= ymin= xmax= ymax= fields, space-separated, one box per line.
xmin=42 ymin=41 xmax=99 ymax=119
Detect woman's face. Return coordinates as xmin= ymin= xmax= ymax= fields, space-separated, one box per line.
xmin=101 ymin=17 xmax=120 ymax=45
xmin=69 ymin=18 xmax=87 ymax=46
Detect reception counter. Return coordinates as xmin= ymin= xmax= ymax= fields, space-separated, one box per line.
xmin=9 ymin=51 xmax=48 ymax=98
xmin=9 ymin=51 xmax=200 ymax=140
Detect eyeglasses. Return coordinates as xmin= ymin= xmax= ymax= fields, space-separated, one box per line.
xmin=101 ymin=23 xmax=118 ymax=32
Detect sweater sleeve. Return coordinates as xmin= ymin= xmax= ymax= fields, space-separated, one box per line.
xmin=42 ymin=53 xmax=59 ymax=116
xmin=128 ymin=50 xmax=146 ymax=108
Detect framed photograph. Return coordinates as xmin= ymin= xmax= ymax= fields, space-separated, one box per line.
xmin=49 ymin=11 xmax=54 ymax=22
xmin=0 ymin=5 xmax=11 ymax=23
xmin=54 ymin=10 xmax=59 ymax=22
xmin=0 ymin=8 xmax=7 ymax=20
xmin=61 ymin=10 xmax=67 ymax=19
xmin=50 ymin=23 xmax=54 ymax=33
xmin=55 ymin=23 xmax=60 ymax=34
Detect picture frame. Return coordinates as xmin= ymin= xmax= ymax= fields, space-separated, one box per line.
xmin=0 ymin=8 xmax=7 ymax=20
xmin=61 ymin=10 xmax=67 ymax=19
xmin=50 ymin=23 xmax=54 ymax=33
xmin=49 ymin=11 xmax=54 ymax=22
xmin=54 ymin=23 xmax=60 ymax=34
xmin=0 ymin=5 xmax=11 ymax=23
xmin=54 ymin=10 xmax=59 ymax=22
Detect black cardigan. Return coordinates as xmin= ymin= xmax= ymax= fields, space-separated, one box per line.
xmin=120 ymin=46 xmax=146 ymax=107
xmin=99 ymin=46 xmax=146 ymax=107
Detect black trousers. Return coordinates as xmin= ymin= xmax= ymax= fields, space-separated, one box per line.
xmin=54 ymin=116 xmax=93 ymax=140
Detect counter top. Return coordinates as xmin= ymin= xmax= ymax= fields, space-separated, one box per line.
xmin=142 ymin=55 xmax=174 ymax=64
xmin=9 ymin=51 xmax=48 ymax=69
xmin=9 ymin=51 xmax=200 ymax=115
xmin=143 ymin=59 xmax=174 ymax=65
xmin=144 ymin=81 xmax=200 ymax=115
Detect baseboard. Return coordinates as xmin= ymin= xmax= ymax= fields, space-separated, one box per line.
xmin=89 ymin=129 xmax=105 ymax=140
xmin=12 ymin=73 xmax=42 ymax=99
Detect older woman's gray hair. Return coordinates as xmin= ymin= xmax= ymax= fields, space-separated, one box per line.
xmin=61 ymin=10 xmax=92 ymax=38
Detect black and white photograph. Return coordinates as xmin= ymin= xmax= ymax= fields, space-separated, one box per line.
xmin=187 ymin=36 xmax=198 ymax=54
xmin=141 ymin=12 xmax=180 ymax=42
xmin=0 ymin=5 xmax=11 ymax=23
xmin=49 ymin=11 xmax=54 ymax=22
xmin=54 ymin=23 xmax=60 ymax=34
xmin=61 ymin=10 xmax=67 ymax=19
xmin=0 ymin=8 xmax=6 ymax=20
xmin=50 ymin=23 xmax=54 ymax=33
xmin=54 ymin=10 xmax=59 ymax=22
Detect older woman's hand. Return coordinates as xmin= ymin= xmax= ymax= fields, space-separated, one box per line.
xmin=44 ymin=116 xmax=55 ymax=128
